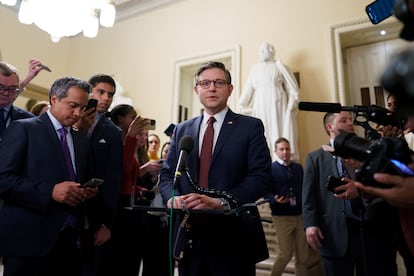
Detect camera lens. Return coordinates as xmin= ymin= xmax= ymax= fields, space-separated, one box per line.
xmin=334 ymin=130 xmax=371 ymax=161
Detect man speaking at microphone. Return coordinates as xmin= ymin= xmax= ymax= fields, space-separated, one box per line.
xmin=159 ymin=61 xmax=272 ymax=276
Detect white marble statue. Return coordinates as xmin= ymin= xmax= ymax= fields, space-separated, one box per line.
xmin=238 ymin=42 xmax=300 ymax=160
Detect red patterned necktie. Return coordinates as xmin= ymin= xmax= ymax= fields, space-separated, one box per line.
xmin=199 ymin=117 xmax=215 ymax=188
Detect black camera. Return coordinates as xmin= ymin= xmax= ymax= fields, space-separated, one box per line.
xmin=394 ymin=0 xmax=414 ymax=41
xmin=334 ymin=130 xmax=414 ymax=187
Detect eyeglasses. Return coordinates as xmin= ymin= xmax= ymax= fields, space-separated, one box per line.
xmin=0 ymin=85 xmax=19 ymax=95
xmin=196 ymin=79 xmax=228 ymax=89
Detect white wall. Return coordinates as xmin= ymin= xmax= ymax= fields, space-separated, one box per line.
xmin=0 ymin=0 xmax=377 ymax=162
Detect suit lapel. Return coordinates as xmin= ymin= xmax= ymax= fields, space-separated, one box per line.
xmin=211 ymin=109 xmax=238 ymax=162
xmin=38 ymin=114 xmax=69 ymax=177
xmin=186 ymin=116 xmax=202 ymax=179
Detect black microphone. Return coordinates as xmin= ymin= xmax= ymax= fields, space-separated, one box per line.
xmin=173 ymin=135 xmax=194 ymax=189
xmin=298 ymin=102 xmax=342 ymax=113
xmin=298 ymin=101 xmax=400 ymax=127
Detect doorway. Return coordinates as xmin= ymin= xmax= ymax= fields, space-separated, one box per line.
xmin=330 ymin=16 xmax=404 ymax=104
xmin=171 ymin=45 xmax=241 ymax=123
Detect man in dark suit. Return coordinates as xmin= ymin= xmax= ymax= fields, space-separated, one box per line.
xmin=159 ymin=61 xmax=271 ymax=276
xmin=0 ymin=76 xmax=98 ymax=276
xmin=302 ymin=111 xmax=398 ymax=276
xmin=0 ymin=62 xmax=33 ymax=139
xmin=76 ymin=74 xmax=123 ymax=276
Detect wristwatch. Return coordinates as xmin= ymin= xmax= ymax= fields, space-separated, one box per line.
xmin=217 ymin=198 xmax=231 ymax=210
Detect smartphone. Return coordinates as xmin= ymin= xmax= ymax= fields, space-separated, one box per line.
xmin=85 ymin=99 xmax=98 ymax=111
xmin=143 ymin=118 xmax=156 ymax=130
xmin=84 ymin=178 xmax=104 ymax=188
xmin=157 ymin=159 xmax=165 ymax=164
xmin=326 ymin=175 xmax=346 ymax=195
xmin=41 ymin=64 xmax=52 ymax=72
xmin=366 ymin=0 xmax=397 ymax=24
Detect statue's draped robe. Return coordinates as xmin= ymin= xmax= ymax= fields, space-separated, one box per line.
xmin=238 ymin=59 xmax=300 ymax=160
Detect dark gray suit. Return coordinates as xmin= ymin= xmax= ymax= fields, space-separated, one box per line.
xmin=302 ymin=147 xmax=349 ymax=256
xmin=302 ymin=146 xmax=398 ymax=276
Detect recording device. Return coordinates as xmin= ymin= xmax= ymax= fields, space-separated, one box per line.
xmin=298 ymin=102 xmax=399 ymax=127
xmin=164 ymin=123 xmax=176 ymax=137
xmin=143 ymin=118 xmax=156 ymax=130
xmin=393 ymin=0 xmax=414 ymax=41
xmin=85 ymin=98 xmax=98 ymax=111
xmin=298 ymin=101 xmax=402 ymax=139
xmin=173 ymin=136 xmax=194 ymax=189
xmin=333 ymin=130 xmax=414 ymax=187
xmin=41 ymin=64 xmax=52 ymax=72
xmin=84 ymin=178 xmax=104 ymax=188
xmin=365 ymin=0 xmax=397 ymax=24
xmin=326 ymin=175 xmax=346 ymax=194
xmin=365 ymin=0 xmax=414 ymax=41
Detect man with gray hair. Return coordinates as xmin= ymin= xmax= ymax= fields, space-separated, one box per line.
xmin=0 ymin=76 xmax=98 ymax=276
xmin=0 ymin=62 xmax=33 ymax=139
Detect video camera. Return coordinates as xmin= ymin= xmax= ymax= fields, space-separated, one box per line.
xmin=298 ymin=101 xmax=414 ymax=187
xmin=333 ymin=130 xmax=414 ymax=187
xmin=298 ymin=102 xmax=403 ymax=140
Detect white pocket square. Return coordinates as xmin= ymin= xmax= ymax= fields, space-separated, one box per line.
xmin=98 ymin=139 xmax=107 ymax=143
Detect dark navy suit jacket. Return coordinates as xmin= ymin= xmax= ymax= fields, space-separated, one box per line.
xmin=159 ymin=109 xmax=271 ymax=265
xmin=0 ymin=113 xmax=91 ymax=256
xmin=10 ymin=105 xmax=33 ymax=121
xmin=86 ymin=115 xmax=123 ymax=230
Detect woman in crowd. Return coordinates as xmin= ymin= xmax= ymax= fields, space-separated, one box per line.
xmin=160 ymin=141 xmax=170 ymax=160
xmin=147 ymin=133 xmax=161 ymax=161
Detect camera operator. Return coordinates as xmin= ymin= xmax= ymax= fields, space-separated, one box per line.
xmin=353 ymin=47 xmax=414 ymax=258
xmin=302 ymin=111 xmax=399 ymax=276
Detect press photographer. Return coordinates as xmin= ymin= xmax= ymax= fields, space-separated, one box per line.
xmin=351 ymin=48 xmax=414 ymax=260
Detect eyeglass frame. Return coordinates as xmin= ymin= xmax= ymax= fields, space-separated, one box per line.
xmin=196 ymin=79 xmax=229 ymax=89
xmin=0 ymin=84 xmax=20 ymax=95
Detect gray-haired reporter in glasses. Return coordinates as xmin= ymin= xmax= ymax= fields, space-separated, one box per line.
xmin=0 ymin=62 xmax=33 ymax=139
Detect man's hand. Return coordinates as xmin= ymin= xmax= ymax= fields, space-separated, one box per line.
xmin=20 ymin=58 xmax=48 ymax=90
xmin=167 ymin=193 xmax=222 ymax=210
xmin=305 ymin=226 xmax=324 ymax=251
xmin=73 ymin=108 xmax=96 ymax=132
xmin=52 ymin=181 xmax=87 ymax=206
xmin=52 ymin=182 xmax=98 ymax=206
xmin=274 ymin=195 xmax=290 ymax=204
xmin=94 ymin=225 xmax=111 ymax=246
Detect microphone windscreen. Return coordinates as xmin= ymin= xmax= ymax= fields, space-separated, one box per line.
xmin=179 ymin=135 xmax=194 ymax=154
xmin=298 ymin=102 xmax=342 ymax=113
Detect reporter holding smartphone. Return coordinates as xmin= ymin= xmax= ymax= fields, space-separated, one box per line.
xmin=265 ymin=137 xmax=313 ymax=276
xmin=74 ymin=74 xmax=124 ymax=276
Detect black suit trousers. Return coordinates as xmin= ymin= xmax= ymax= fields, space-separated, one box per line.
xmin=3 ymin=227 xmax=81 ymax=276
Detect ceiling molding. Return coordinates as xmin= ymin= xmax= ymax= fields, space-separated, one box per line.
xmin=114 ymin=0 xmax=185 ymax=22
